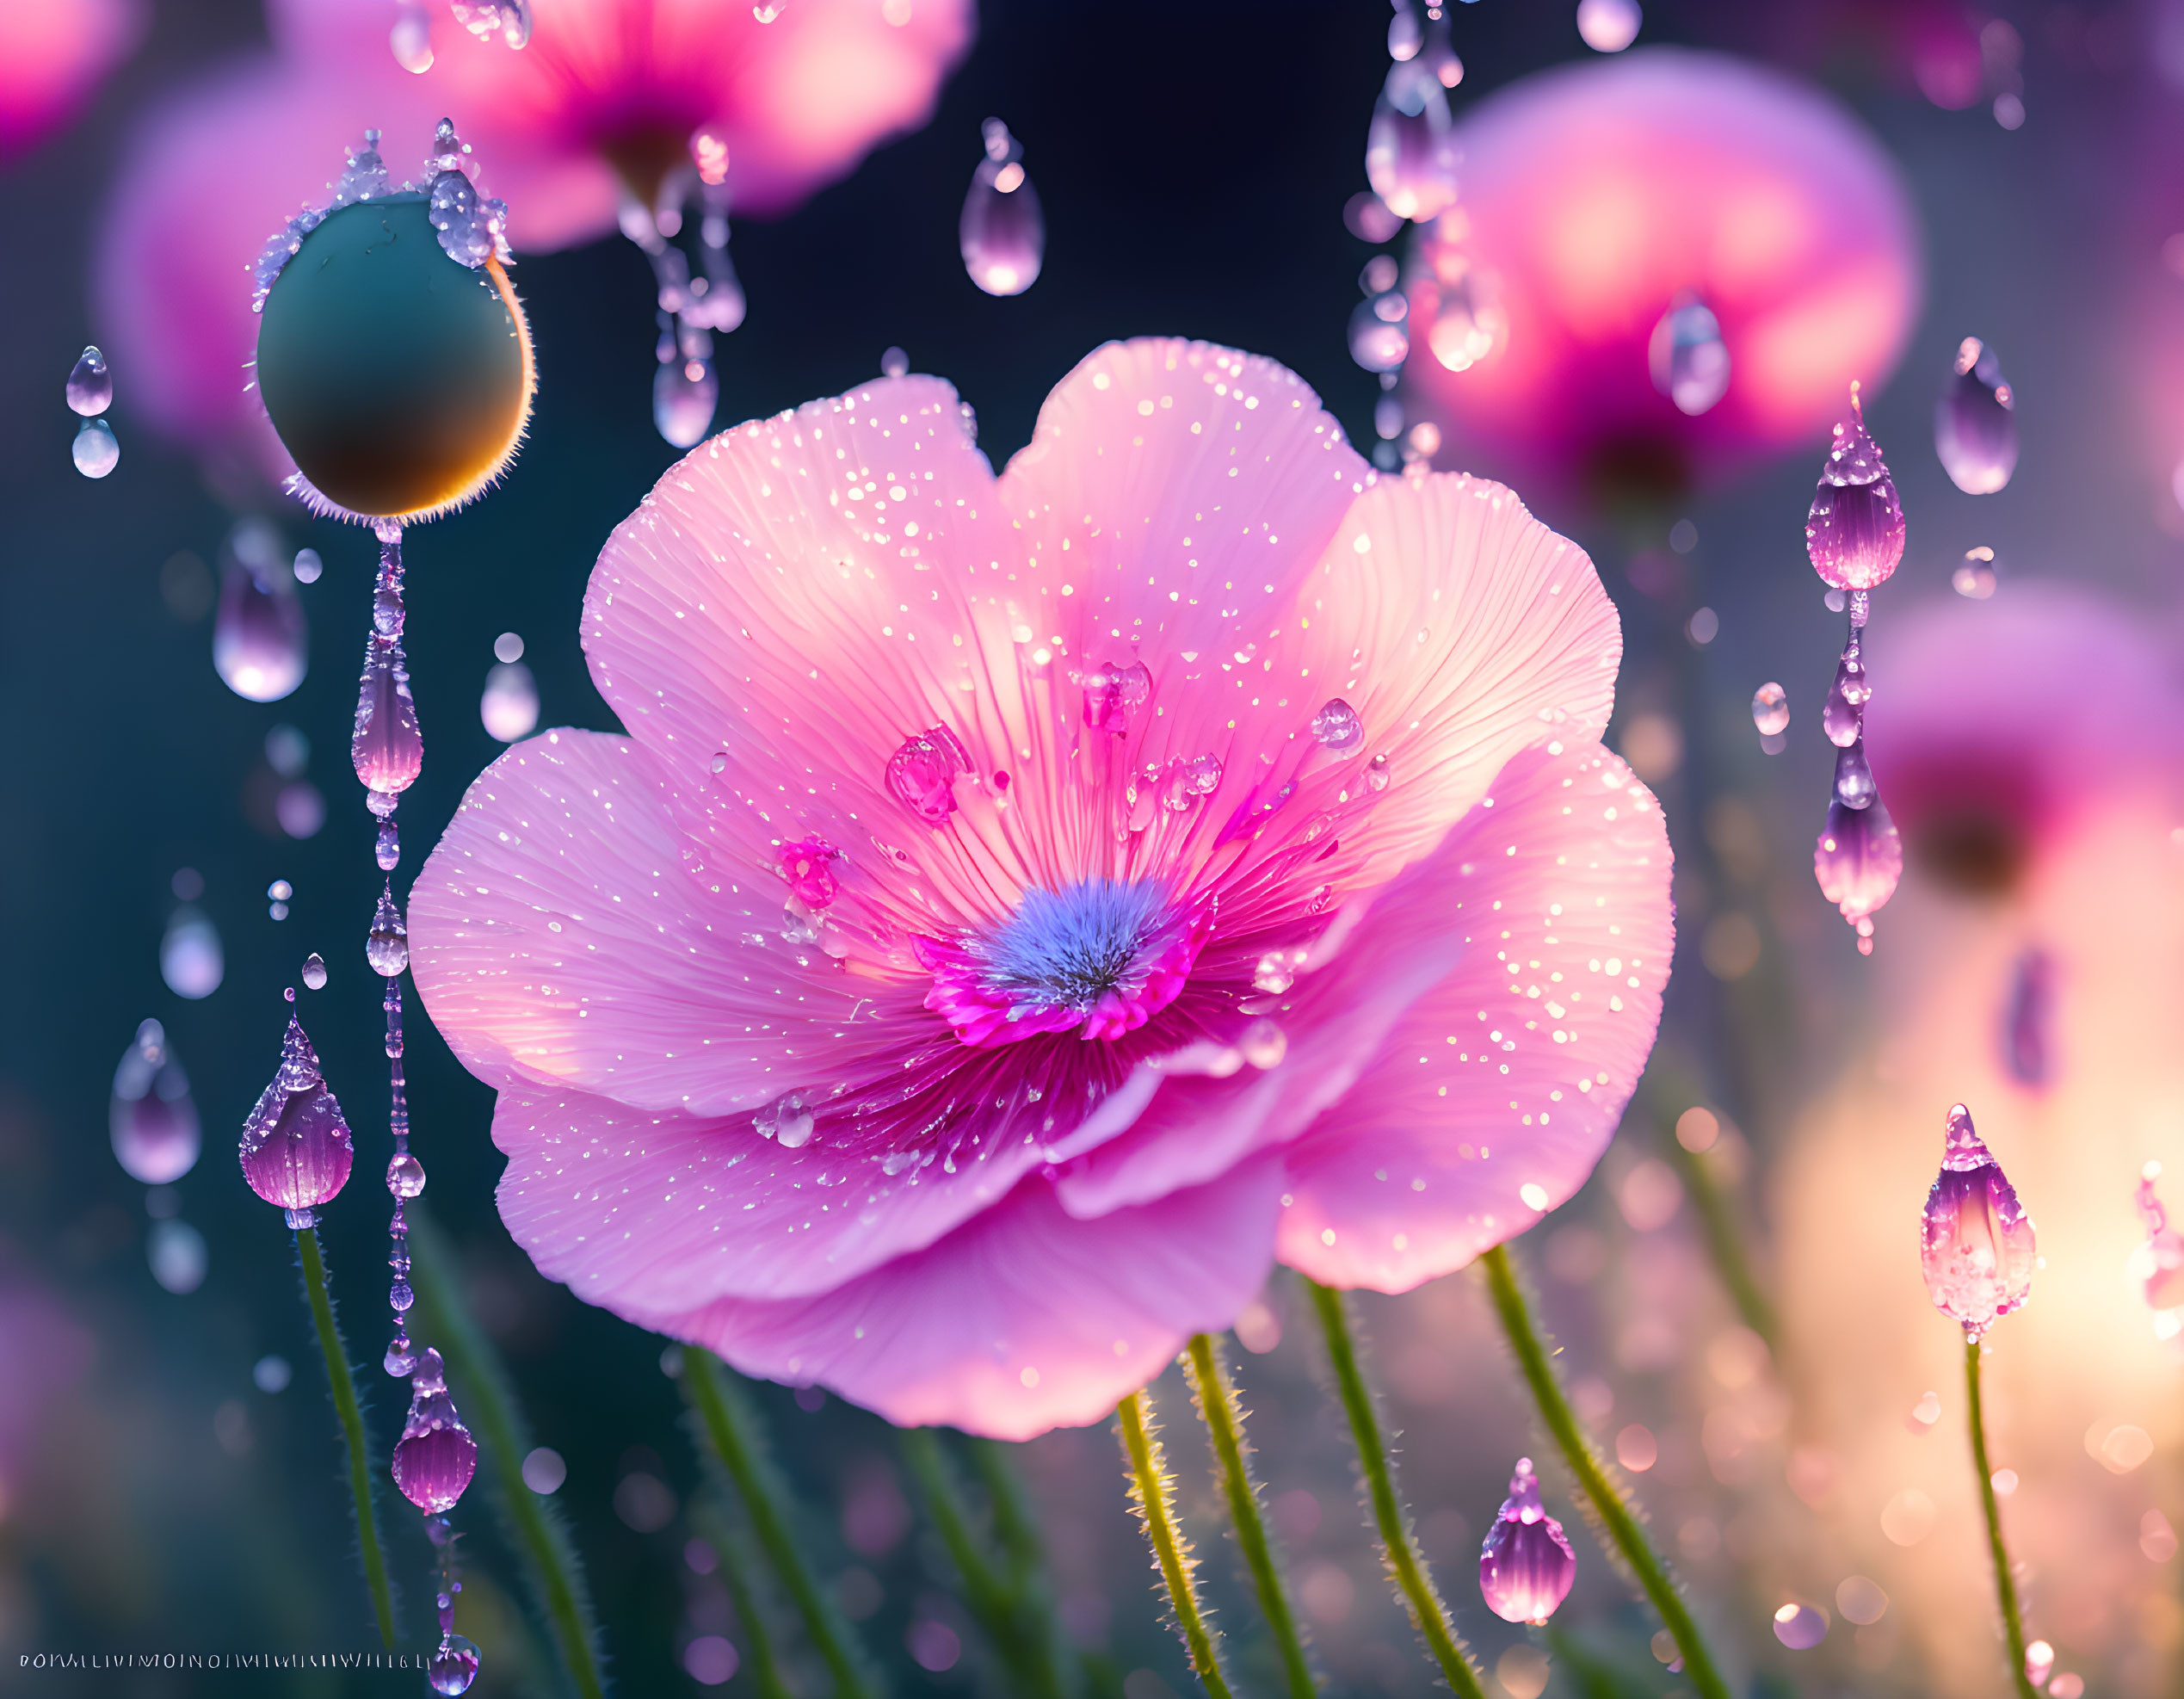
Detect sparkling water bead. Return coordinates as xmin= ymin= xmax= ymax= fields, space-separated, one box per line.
xmin=386 ymin=1331 xmax=418 ymax=1377
xmin=429 ymin=1635 xmax=481 ymax=1696
xmin=256 ymin=195 xmax=533 ymax=521
xmin=392 ymin=1349 xmax=479 ymax=1513
xmin=367 ymin=885 xmax=410 ymax=977
xmin=1934 ymin=337 xmax=2018 ymax=495
xmin=1367 ymin=59 xmax=1459 ymax=222
xmin=72 ymin=417 xmax=120 ymax=478
xmin=959 ymin=120 xmax=1045 ymax=297
xmin=885 ymin=725 xmax=972 ymax=825
xmin=1814 ymin=795 xmax=1902 ymax=935
xmin=654 ymin=353 xmax=719 ymax=449
xmin=238 ymin=1012 xmax=355 ymax=1214
xmin=1478 ymin=1459 xmax=1576 ymax=1625
xmin=375 ymin=818 xmax=401 ymax=870
xmin=353 ymin=636 xmax=423 ymax=792
xmin=1920 ymin=1104 xmax=2037 ymax=1333
xmin=1822 ymin=642 xmax=1869 ymax=747
xmin=110 ymin=1019 xmax=202 ymax=1185
xmin=67 ymin=345 xmax=113 ymax=416
xmin=1750 ymin=683 xmax=1789 ymax=738
xmin=1832 ymin=738 xmax=1877 ymax=809
xmin=1805 ymin=388 xmax=1905 ymax=591
xmin=1311 ymin=698 xmax=1367 ymax=757
xmin=301 ymin=953 xmax=329 ymax=991
xmin=387 ymin=1152 xmax=427 ymax=1197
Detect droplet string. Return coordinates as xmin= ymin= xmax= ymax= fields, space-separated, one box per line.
xmin=626 ymin=149 xmax=742 ymax=447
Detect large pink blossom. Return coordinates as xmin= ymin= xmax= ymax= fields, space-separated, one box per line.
xmin=0 ymin=0 xmax=143 ymax=162
xmin=1403 ymin=48 xmax=1921 ymax=510
xmin=410 ymin=339 xmax=1675 ymax=1437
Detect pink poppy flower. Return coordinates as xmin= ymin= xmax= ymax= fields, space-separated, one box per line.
xmin=0 ymin=0 xmax=143 ymax=162
xmin=268 ymin=0 xmax=975 ymax=250
xmin=410 ymin=339 xmax=1674 ymax=1437
xmin=1403 ymin=48 xmax=1921 ymax=510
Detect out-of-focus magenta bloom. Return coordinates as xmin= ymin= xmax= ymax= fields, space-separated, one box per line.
xmin=1479 ymin=1457 xmax=1576 ymax=1624
xmin=0 ymin=1260 xmax=95 ymax=1517
xmin=1920 ymin=1103 xmax=2036 ymax=1335
xmin=391 ymin=1349 xmax=478 ymax=1513
xmin=238 ymin=1010 xmax=355 ymax=1226
xmin=410 ymin=339 xmax=1675 ymax=1437
xmin=2133 ymin=1164 xmax=2184 ymax=1332
xmin=1865 ymin=585 xmax=2184 ymax=898
xmin=1404 ymin=48 xmax=1921 ymax=510
xmin=1805 ymin=386 xmax=1905 ymax=591
xmin=0 ymin=0 xmax=143 ymax=161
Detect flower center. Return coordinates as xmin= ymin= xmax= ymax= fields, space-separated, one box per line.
xmin=916 ymin=879 xmax=1206 ymax=1047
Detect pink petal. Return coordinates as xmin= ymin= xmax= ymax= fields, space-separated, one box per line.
xmin=0 ymin=0 xmax=142 ymax=160
xmin=1276 ymin=739 xmax=1674 ymax=1292
xmin=648 ymin=1161 xmax=1285 ymax=1439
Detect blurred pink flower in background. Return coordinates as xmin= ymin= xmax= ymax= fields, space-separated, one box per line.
xmin=410 ymin=338 xmax=1673 ymax=1437
xmin=0 ymin=0 xmax=143 ymax=162
xmin=1404 ymin=48 xmax=1922 ymax=511
xmin=0 ymin=1258 xmax=95 ymax=1521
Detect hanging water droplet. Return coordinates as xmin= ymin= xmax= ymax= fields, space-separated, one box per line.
xmin=301 ymin=953 xmax=329 ymax=991
xmin=1805 ymin=386 xmax=1906 ymax=591
xmin=214 ymin=557 xmax=306 ymax=702
xmin=111 ymin=1019 xmax=202 ymax=1184
xmin=653 ymin=353 xmax=718 ymax=448
xmin=392 ymin=1348 xmax=480 ymax=1514
xmin=387 ymin=1152 xmax=428 ymax=1197
xmin=1833 ymin=738 xmax=1877 ymax=809
xmin=429 ymin=1637 xmax=482 ymax=1696
xmin=238 ymin=1010 xmax=355 ymax=1219
xmin=481 ymin=660 xmax=540 ymax=741
xmin=67 ymin=345 xmax=112 ymax=417
xmin=367 ymin=886 xmax=410 ymax=977
xmin=448 ymin=0 xmax=530 ymax=48
xmin=756 ymin=1091 xmax=816 ymax=1150
xmin=1647 ymin=295 xmax=1731 ymax=416
xmin=1366 ymin=59 xmax=1459 ymax=223
xmin=1934 ymin=337 xmax=2017 ymax=495
xmin=1953 ymin=546 xmax=1998 ymax=599
xmin=1348 ymin=293 xmax=1410 ymax=374
xmin=386 ymin=1333 xmax=418 ymax=1376
xmin=1374 ymin=394 xmax=1405 ymax=441
xmin=1387 ymin=6 xmax=1423 ymax=60
xmin=375 ymin=818 xmax=401 ymax=871
xmin=72 ymin=417 xmax=120 ymax=479
xmin=960 ymin=120 xmax=1045 ymax=297
xmin=885 ymin=725 xmax=972 ymax=825
xmin=1082 ymin=658 xmax=1153 ymax=734
xmin=1823 ymin=643 xmax=1869 ymax=748
xmin=2002 ymin=947 xmax=2054 ymax=1089
xmin=161 ymin=907 xmax=225 ymax=1000
xmin=1311 ymin=698 xmax=1367 ymax=757
xmin=390 ymin=1 xmax=435 ymax=71
xmin=1188 ymin=753 xmax=1225 ymax=794
xmin=1367 ymin=752 xmax=1391 ymax=792
xmin=1750 ymin=683 xmax=1789 ymax=739
xmin=1814 ymin=796 xmax=1903 ymax=942
xmin=1576 ymin=0 xmax=1642 ymax=52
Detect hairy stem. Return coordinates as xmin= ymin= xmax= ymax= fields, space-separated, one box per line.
xmin=1304 ymin=1281 xmax=1487 ymax=1699
xmin=1966 ymin=1336 xmax=2041 ymax=1699
xmin=404 ymin=1210 xmax=607 ymax=1699
xmin=1116 ymin=1389 xmax=1234 ymax=1699
xmin=682 ymin=1348 xmax=880 ymax=1699
xmin=1479 ymin=1245 xmax=1728 ymax=1699
xmin=1181 ymin=1335 xmax=1316 ymax=1698
xmin=296 ymin=1226 xmax=396 ymax=1649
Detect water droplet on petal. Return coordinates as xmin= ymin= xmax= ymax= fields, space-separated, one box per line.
xmin=1311 ymin=698 xmax=1366 ymax=757
xmin=1082 ymin=659 xmax=1153 ymax=734
xmin=778 ymin=837 xmax=841 ymax=908
xmin=886 ymin=726 xmax=972 ymax=825
xmin=367 ymin=886 xmax=410 ymax=977
xmin=67 ymin=345 xmax=112 ymax=417
xmin=71 ymin=417 xmax=120 ymax=478
xmin=756 ymin=1091 xmax=816 ymax=1150
xmin=1750 ymin=683 xmax=1789 ymax=738
xmin=1934 ymin=337 xmax=2018 ymax=495
xmin=960 ymin=120 xmax=1044 ymax=296
xmin=1367 ymin=60 xmax=1459 ymax=223
xmin=1953 ymin=546 xmax=1998 ymax=599
xmin=1237 ymin=1019 xmax=1287 ymax=1070
xmin=1479 ymin=1459 xmax=1576 ymax=1624
xmin=1805 ymin=387 xmax=1906 ymax=591
xmin=1367 ymin=752 xmax=1391 ymax=792
xmin=1576 ymin=0 xmax=1641 ymax=52
xmin=161 ymin=907 xmax=225 ymax=1000
xmin=1648 ymin=295 xmax=1731 ymax=416
xmin=654 ymin=354 xmax=718 ymax=448
xmin=301 ymin=953 xmax=329 ymax=991
xmin=239 ymin=1010 xmax=355 ymax=1215
xmin=1253 ymin=950 xmax=1299 ymax=995
xmin=481 ymin=659 xmax=540 ymax=741
xmin=111 ymin=1019 xmax=202 ymax=1184
xmin=1772 ymin=1604 xmax=1829 ymax=1650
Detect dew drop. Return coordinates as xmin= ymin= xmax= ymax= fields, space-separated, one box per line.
xmin=1253 ymin=951 xmax=1299 ymax=995
xmin=392 ymin=1349 xmax=479 ymax=1515
xmin=161 ymin=907 xmax=225 ymax=1000
xmin=1082 ymin=658 xmax=1152 ymax=734
xmin=1823 ymin=643 xmax=1869 ymax=748
xmin=654 ymin=353 xmax=719 ymax=449
xmin=375 ymin=818 xmax=401 ymax=871
xmin=1348 ymin=295 xmax=1410 ymax=374
xmin=302 ymin=953 xmax=329 ymax=991
xmin=1367 ymin=59 xmax=1459 ymax=222
xmin=448 ymin=0 xmax=529 ymax=49
xmin=756 ymin=1091 xmax=816 ymax=1150
xmin=390 ymin=1 xmax=435 ymax=71
xmin=1772 ymin=1603 xmax=1829 ymax=1651
xmin=66 ymin=345 xmax=112 ymax=417
xmin=72 ymin=417 xmax=120 ymax=479
xmin=885 ymin=726 xmax=972 ymax=825
xmin=1648 ymin=295 xmax=1731 ymax=416
xmin=429 ymin=1636 xmax=482 ymax=1696
xmin=1367 ymin=752 xmax=1391 ymax=792
xmin=1750 ymin=683 xmax=1789 ymax=738
xmin=1814 ymin=796 xmax=1903 ymax=936
xmin=367 ymin=885 xmax=410 ymax=978
xmin=481 ymin=659 xmax=540 ymax=741
xmin=1832 ymin=738 xmax=1877 ymax=809
xmin=111 ymin=1018 xmax=202 ymax=1184
xmin=1237 ymin=1019 xmax=1287 ymax=1070
xmin=214 ymin=554 xmax=306 ymax=702
xmin=1934 ymin=337 xmax=2018 ymax=495
xmin=961 ymin=120 xmax=1044 ymax=296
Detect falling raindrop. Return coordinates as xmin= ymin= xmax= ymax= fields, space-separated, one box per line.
xmin=72 ymin=418 xmax=120 ymax=479
xmin=1953 ymin=546 xmax=1998 ymax=600
xmin=213 ymin=545 xmax=307 ymax=702
xmin=1367 ymin=59 xmax=1459 ymax=223
xmin=367 ymin=886 xmax=410 ymax=978
xmin=2002 ymin=947 xmax=2054 ymax=1089
xmin=653 ymin=349 xmax=719 ymax=449
xmin=1934 ymin=337 xmax=2018 ymax=495
xmin=161 ymin=907 xmax=225 ymax=1000
xmin=111 ymin=1019 xmax=202 ymax=1184
xmin=1576 ymin=0 xmax=1642 ymax=52
xmin=961 ymin=120 xmax=1044 ymax=297
xmin=1648 ymin=296 xmax=1731 ymax=416
xmin=1750 ymin=683 xmax=1789 ymax=738
xmin=481 ymin=660 xmax=540 ymax=741
xmin=302 ymin=953 xmax=330 ymax=991
xmin=66 ymin=345 xmax=113 ymax=416
xmin=1805 ymin=385 xmax=1905 ymax=592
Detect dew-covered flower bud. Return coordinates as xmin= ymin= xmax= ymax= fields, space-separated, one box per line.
xmin=1919 ymin=1103 xmax=2036 ymax=1334
xmin=1479 ymin=1457 xmax=1576 ymax=1624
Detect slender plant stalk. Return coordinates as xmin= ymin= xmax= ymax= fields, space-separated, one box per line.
xmin=296 ymin=1225 xmax=397 ymax=1649
xmin=690 ymin=1498 xmax=795 ymax=1699
xmin=1965 ymin=1336 xmax=2041 ymax=1699
xmin=969 ymin=1439 xmax=1095 ymax=1699
xmin=1478 ymin=1246 xmax=1728 ymax=1699
xmin=681 ymin=1347 xmax=881 ymax=1699
xmin=1116 ymin=1390 xmax=1235 ymax=1699
xmin=1650 ymin=1098 xmax=1779 ymax=1350
xmin=1181 ymin=1334 xmax=1317 ymax=1699
xmin=902 ymin=1430 xmax=1071 ymax=1699
xmin=404 ymin=1210 xmax=607 ymax=1699
xmin=1304 ymin=1281 xmax=1488 ymax=1699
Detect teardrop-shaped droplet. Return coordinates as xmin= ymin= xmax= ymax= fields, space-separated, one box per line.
xmin=392 ymin=1349 xmax=479 ymax=1513
xmin=1423 ymin=272 xmax=1501 ymax=373
xmin=238 ymin=1010 xmax=355 ymax=1215
xmin=1805 ymin=387 xmax=1906 ymax=591
xmin=480 ymin=659 xmax=540 ymax=742
xmin=886 ymin=725 xmax=972 ymax=825
xmin=1081 ymin=659 xmax=1153 ymax=735
xmin=111 ymin=1018 xmax=202 ymax=1184
xmin=367 ymin=885 xmax=410 ymax=978
xmin=1823 ymin=645 xmax=1869 ymax=747
xmin=1366 ymin=59 xmax=1459 ymax=223
xmin=1814 ymin=795 xmax=1903 ymax=932
xmin=67 ymin=345 xmax=113 ymax=417
xmin=1311 ymin=698 xmax=1367 ymax=757
xmin=375 ymin=818 xmax=401 ymax=871
xmin=352 ymin=635 xmax=423 ymax=793
xmin=960 ymin=120 xmax=1045 ymax=297
xmin=390 ymin=1 xmax=435 ymax=71
xmin=653 ymin=353 xmax=718 ymax=448
xmin=429 ymin=1636 xmax=482 ymax=1696
xmin=755 ymin=1090 xmax=816 ymax=1150
xmin=1934 ymin=337 xmax=2017 ymax=495
xmin=1833 ymin=738 xmax=1877 ymax=809
xmin=1348 ymin=294 xmax=1410 ymax=374
xmin=2002 ymin=947 xmax=2053 ymax=1089
xmin=1750 ymin=682 xmax=1788 ymax=738
xmin=214 ymin=561 xmax=307 ymax=701
xmin=1478 ymin=1458 xmax=1577 ymax=1624
xmin=301 ymin=952 xmax=329 ymax=991
xmin=387 ymin=1152 xmax=428 ymax=1198
xmin=72 ymin=417 xmax=120 ymax=479
xmin=1648 ymin=295 xmax=1731 ymax=416
xmin=1576 ymin=0 xmax=1642 ymax=52
xmin=161 ymin=906 xmax=225 ymax=1000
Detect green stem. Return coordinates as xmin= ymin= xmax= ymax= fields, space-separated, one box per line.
xmin=1181 ymin=1335 xmax=1317 ymax=1699
xmin=404 ymin=1210 xmax=607 ymax=1699
xmin=1115 ymin=1390 xmax=1235 ymax=1699
xmin=295 ymin=1226 xmax=397 ymax=1649
xmin=1654 ymin=1107 xmax=1779 ymax=1350
xmin=681 ymin=1348 xmax=880 ymax=1699
xmin=1967 ymin=1336 xmax=2041 ymax=1699
xmin=1478 ymin=1246 xmax=1728 ymax=1699
xmin=1304 ymin=1281 xmax=1488 ymax=1699
xmin=690 ymin=1500 xmax=795 ymax=1699
xmin=902 ymin=1430 xmax=1070 ymax=1699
